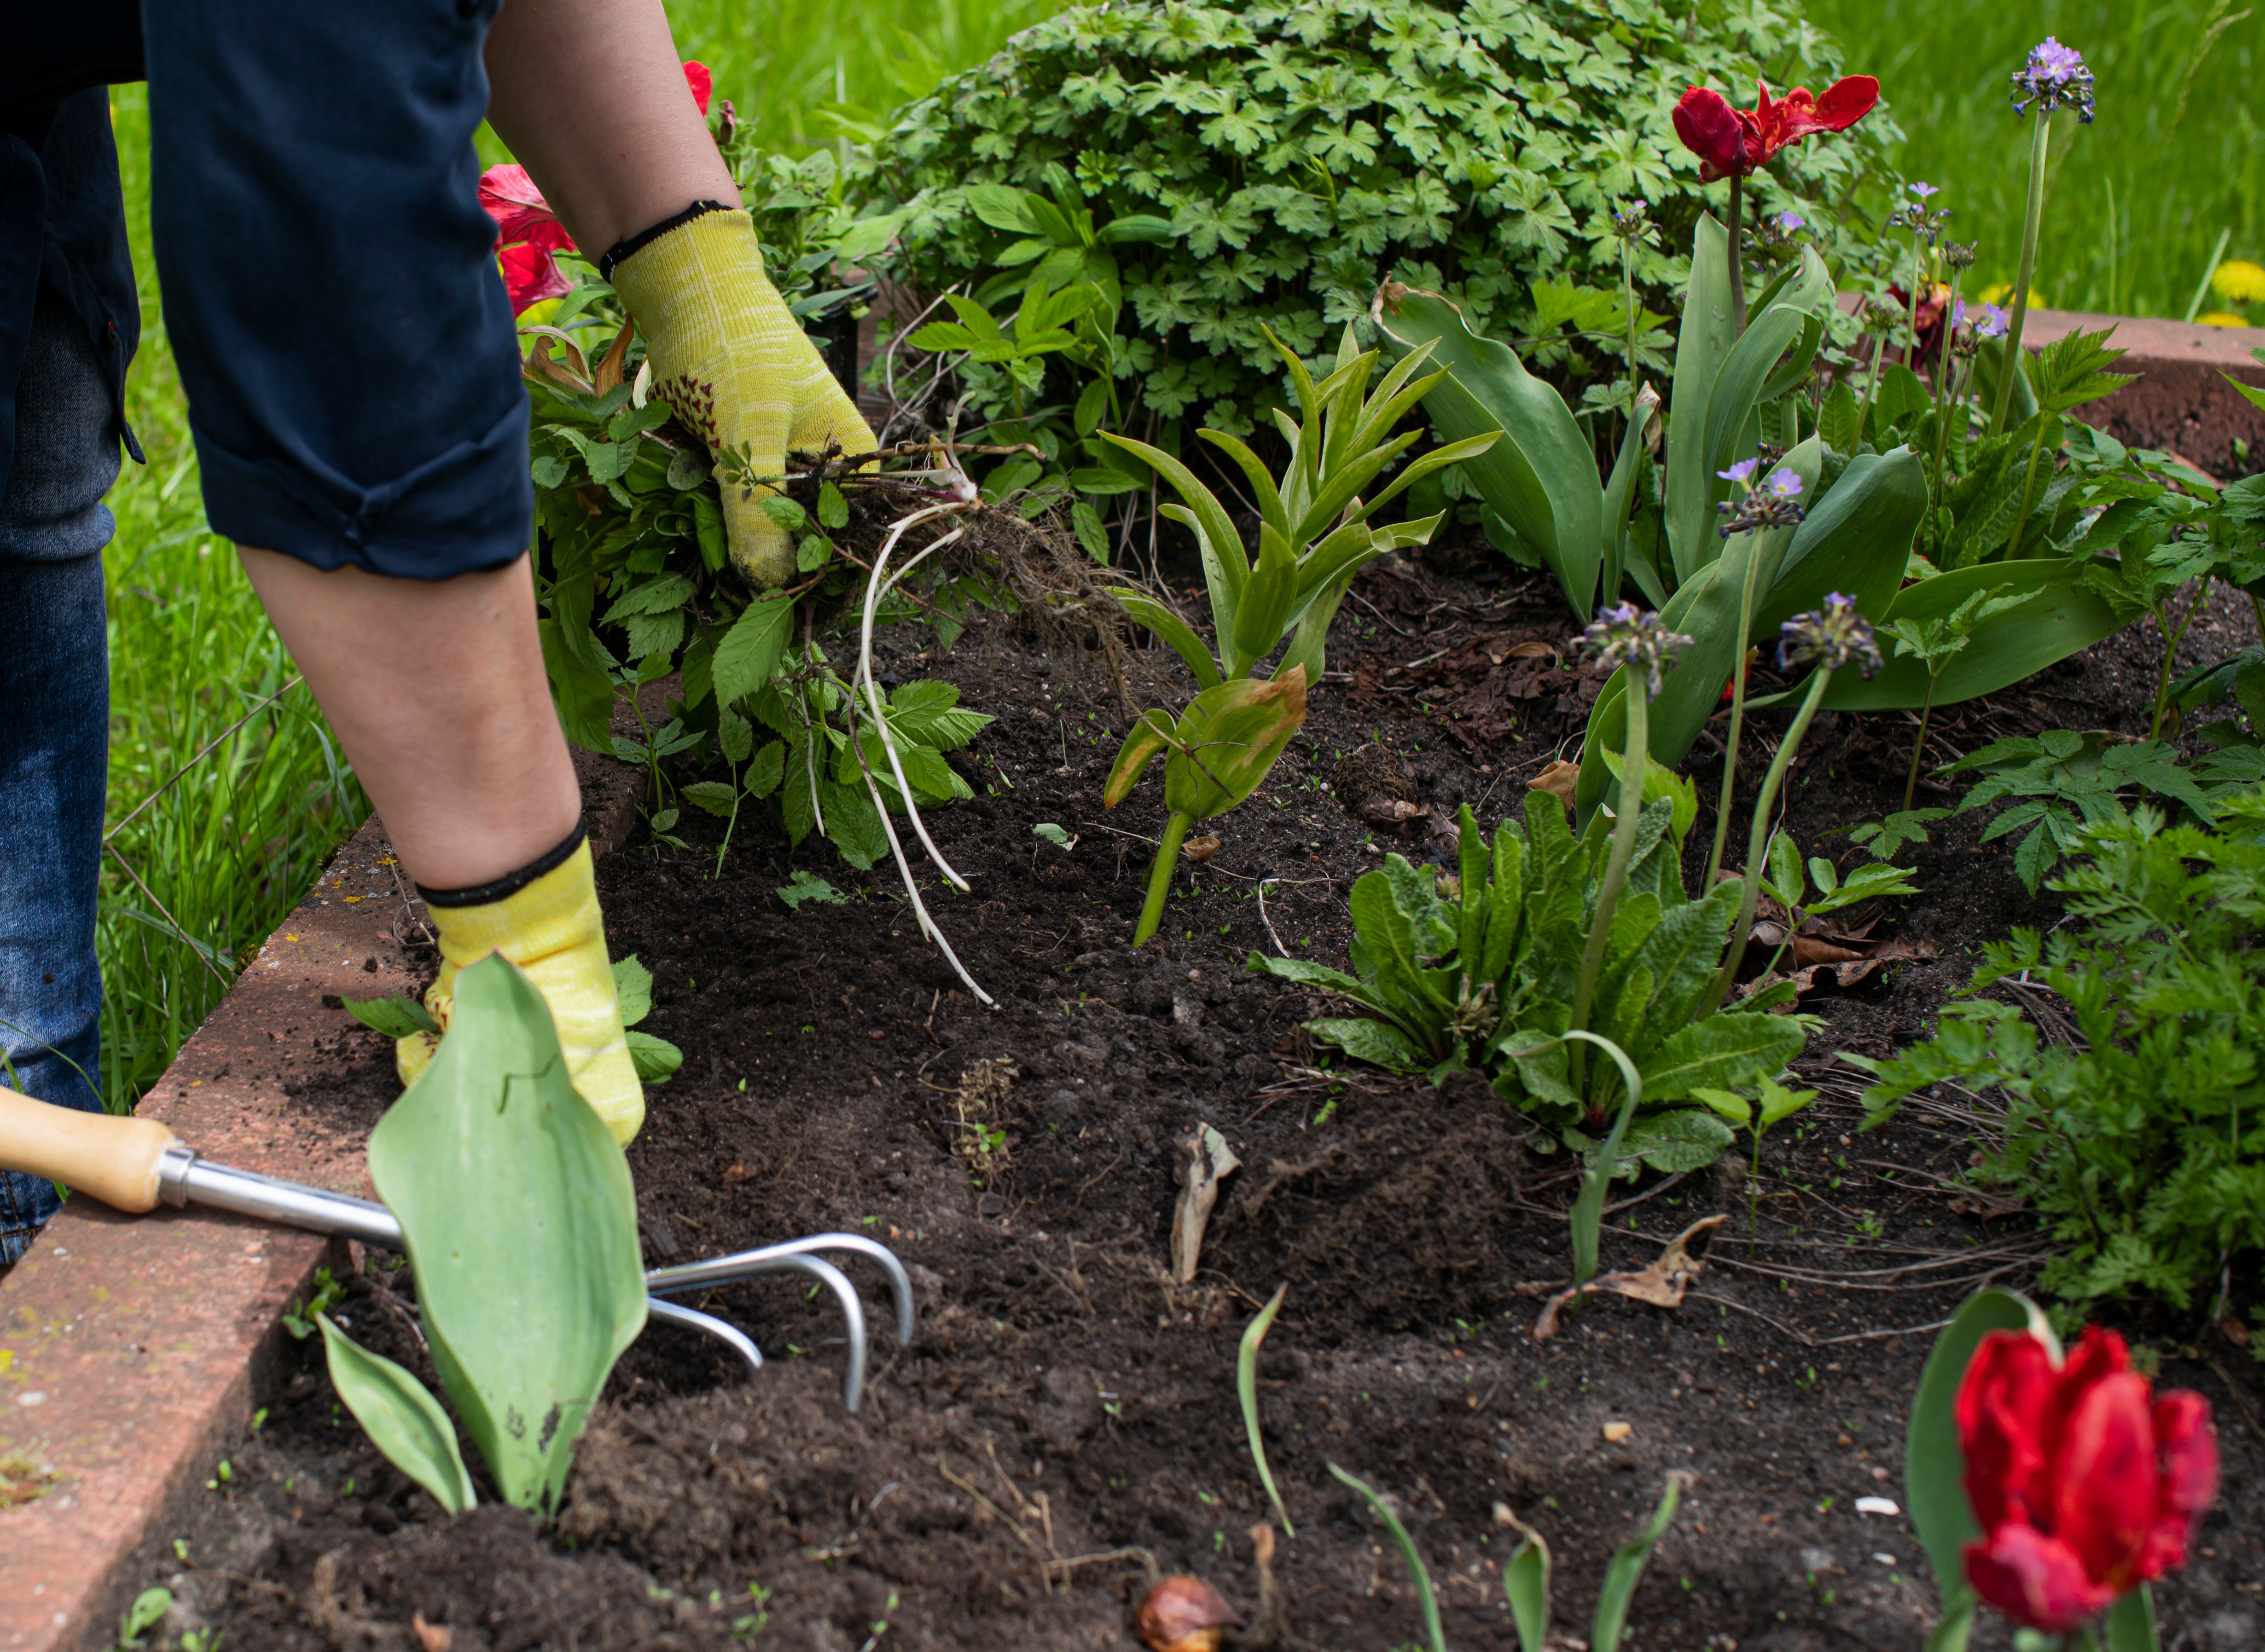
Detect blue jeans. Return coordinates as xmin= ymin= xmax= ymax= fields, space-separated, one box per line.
xmin=0 ymin=293 xmax=120 ymax=1261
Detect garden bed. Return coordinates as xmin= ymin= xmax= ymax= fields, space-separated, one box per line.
xmin=143 ymin=553 xmax=2265 ymax=1652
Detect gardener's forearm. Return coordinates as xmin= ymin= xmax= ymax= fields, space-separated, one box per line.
xmin=482 ymin=0 xmax=738 ymax=254
xmin=237 ymin=550 xmax=581 ymax=893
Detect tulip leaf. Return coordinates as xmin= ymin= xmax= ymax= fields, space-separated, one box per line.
xmin=1665 ymin=214 xmax=1735 ymax=581
xmin=1117 ymin=593 xmax=1223 ymax=690
xmin=368 ymin=954 xmax=648 ymax=1517
xmin=1807 ymin=559 xmax=2120 ymax=713
xmin=1103 ymin=711 xmax=1177 ymax=806
xmin=1162 ymin=669 xmax=1309 ymax=820
xmin=1592 ymin=1474 xmax=1685 ymax=1652
xmin=1906 ymin=1288 xmax=2058 ymax=1628
xmin=1375 ymin=284 xmax=1604 ymax=617
xmin=317 ymin=1313 xmax=477 ymax=1515
xmin=1502 ymin=1520 xmax=1551 ymax=1652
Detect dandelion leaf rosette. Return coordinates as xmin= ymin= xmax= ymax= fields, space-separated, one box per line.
xmin=368 ymin=954 xmax=647 ymax=1515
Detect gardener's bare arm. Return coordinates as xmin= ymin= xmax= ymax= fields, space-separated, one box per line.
xmin=482 ymin=0 xmax=739 ymax=252
xmin=235 ymin=551 xmax=579 ymax=892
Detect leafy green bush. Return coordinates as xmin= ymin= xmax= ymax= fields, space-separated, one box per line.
xmin=1251 ymin=795 xmax=1807 ymax=1179
xmin=1858 ymin=793 xmax=2265 ymax=1317
xmin=869 ymin=0 xmax=1902 ymax=445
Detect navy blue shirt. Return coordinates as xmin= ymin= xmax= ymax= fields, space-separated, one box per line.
xmin=3 ymin=1 xmax=531 ymax=580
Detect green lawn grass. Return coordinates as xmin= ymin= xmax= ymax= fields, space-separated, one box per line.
xmin=1803 ymin=0 xmax=2265 ymax=319
xmin=93 ymin=0 xmax=1056 ymax=1108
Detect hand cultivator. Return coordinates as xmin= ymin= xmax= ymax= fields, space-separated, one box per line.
xmin=0 ymin=1083 xmax=912 ymax=1410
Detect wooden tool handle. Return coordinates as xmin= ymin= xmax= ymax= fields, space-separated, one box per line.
xmin=0 ymin=1085 xmax=180 ymax=1214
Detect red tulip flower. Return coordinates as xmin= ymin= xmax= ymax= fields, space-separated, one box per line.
xmin=478 ymin=61 xmax=715 ymax=314
xmin=1672 ymin=76 xmax=1881 ymax=183
xmin=1957 ymin=1326 xmax=2219 ymax=1633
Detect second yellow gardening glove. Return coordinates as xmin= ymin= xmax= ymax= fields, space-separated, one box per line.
xmin=394 ymin=829 xmax=644 ymax=1144
xmin=609 ymin=206 xmax=875 ymax=587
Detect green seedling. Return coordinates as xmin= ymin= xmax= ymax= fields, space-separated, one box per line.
xmin=1500 ymin=1474 xmax=1686 ymax=1652
xmin=280 ymin=1266 xmax=345 ymax=1340
xmin=1329 ymin=1464 xmax=1445 ymax=1652
xmin=1238 ymin=1284 xmax=1293 ymax=1535
xmin=1693 ymin=1074 xmax=1818 ymax=1246
xmin=118 ymin=1587 xmax=171 ymax=1648
xmin=1885 ymin=586 xmax=2039 ymax=809
xmin=776 ymin=869 xmax=849 ymax=910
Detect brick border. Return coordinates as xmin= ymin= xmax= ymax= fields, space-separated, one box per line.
xmin=0 ymin=743 xmax=644 ymax=1651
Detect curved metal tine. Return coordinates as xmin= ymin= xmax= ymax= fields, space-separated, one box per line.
xmin=645 ymin=1233 xmax=915 ymax=1346
xmin=654 ymin=1253 xmax=870 ymax=1411
xmin=644 ymin=1296 xmax=763 ymax=1380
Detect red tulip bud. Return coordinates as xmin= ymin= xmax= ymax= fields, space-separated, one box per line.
xmin=1136 ymin=1575 xmax=1242 ymax=1652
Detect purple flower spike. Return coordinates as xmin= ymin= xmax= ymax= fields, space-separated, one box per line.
xmin=1718 ymin=457 xmax=1762 ymax=485
xmin=1777 ymin=592 xmax=1882 ymax=677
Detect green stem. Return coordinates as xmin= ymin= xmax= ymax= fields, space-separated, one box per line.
xmin=1705 ymin=514 xmax=1770 ymax=888
xmin=1926 ymin=272 xmax=1964 ymax=559
xmin=1903 ymin=672 xmax=1940 ymax=813
xmin=1991 ymin=114 xmax=2052 ymax=437
xmin=1727 ymin=174 xmax=1748 ymax=335
xmin=1133 ymin=811 xmax=1194 ymax=947
xmin=2006 ymin=412 xmax=2058 ymax=558
xmin=1568 ymin=688 xmax=1649 ymax=1091
xmin=1621 ymin=233 xmax=1640 ymax=385
xmin=1705 ymin=667 xmax=1835 ymax=1015
xmin=1855 ymin=321 xmax=1888 ymax=451
xmin=2150 ymin=589 xmax=2202 ymax=741
xmin=1903 ymin=232 xmax=1925 ymax=373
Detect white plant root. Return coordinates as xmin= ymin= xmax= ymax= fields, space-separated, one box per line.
xmin=851 ymin=498 xmax=994 ymax=1007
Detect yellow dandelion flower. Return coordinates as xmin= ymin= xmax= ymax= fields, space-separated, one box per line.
xmin=1978 ymin=281 xmax=2050 ymax=309
xmin=2211 ymin=260 xmax=2265 ymax=304
xmin=2198 ymin=311 xmax=2253 ymax=328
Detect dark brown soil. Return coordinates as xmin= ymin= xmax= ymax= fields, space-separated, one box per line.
xmin=151 ymin=549 xmax=2265 ymax=1652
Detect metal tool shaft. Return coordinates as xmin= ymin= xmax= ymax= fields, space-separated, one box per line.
xmin=153 ymin=1145 xmax=909 ymax=1409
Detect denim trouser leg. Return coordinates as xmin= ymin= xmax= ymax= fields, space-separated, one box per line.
xmin=0 ymin=293 xmax=121 ymax=1262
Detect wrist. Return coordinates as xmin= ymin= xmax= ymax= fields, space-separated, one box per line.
xmin=599 ymin=198 xmax=736 ymax=283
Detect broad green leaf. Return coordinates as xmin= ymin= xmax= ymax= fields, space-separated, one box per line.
xmin=370 ymin=956 xmax=646 ymax=1516
xmin=1374 ymin=284 xmax=1604 ymax=617
xmin=1347 ymin=865 xmax=1453 ymax=1020
xmin=1814 ymin=560 xmax=2120 ymax=712
xmin=1099 ymin=433 xmax=1248 ymax=625
xmin=1307 ymin=1016 xmax=1429 ymax=1072
xmin=1229 ymin=523 xmax=1301 ymax=676
xmin=318 ymin=1313 xmax=477 ymax=1515
xmin=1665 ymin=212 xmax=1736 ymax=582
xmin=1244 ymin=953 xmax=1367 ymax=996
xmin=712 ymin=595 xmax=796 ymax=710
xmin=1907 ymin=1290 xmax=2058 ymax=1629
xmin=1502 ymin=1523 xmax=1551 ymax=1652
xmin=1593 ymin=1476 xmax=1685 ymax=1652
xmin=682 ymin=779 xmax=739 ymax=817
xmin=1691 ymin=1086 xmax=1752 ymax=1125
xmin=1616 ymin=1109 xmax=1735 ymax=1175
xmin=2104 ymin=1586 xmax=2160 ymax=1652
xmin=1162 ymin=668 xmax=1309 ymax=818
xmin=610 ymin=955 xmax=653 ymax=1026
xmin=1820 ymin=379 xmax=1861 ymax=453
xmin=1104 ymin=710 xmax=1177 ymax=807
xmin=1759 ymin=447 xmax=1928 ymax=634
xmin=342 ymin=992 xmax=440 ymax=1040
xmin=626 ymin=1030 xmax=683 ymax=1084
xmin=1641 ymin=1013 xmax=1806 ymax=1102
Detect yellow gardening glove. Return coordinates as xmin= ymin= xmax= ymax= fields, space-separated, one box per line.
xmin=610 ymin=208 xmax=875 ymax=587
xmin=394 ymin=839 xmax=644 ymax=1144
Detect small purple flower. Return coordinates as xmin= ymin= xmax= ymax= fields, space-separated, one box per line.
xmin=1763 ymin=467 xmax=1804 ymax=501
xmin=2012 ymin=37 xmax=2096 ymax=122
xmin=1777 ymin=210 xmax=1805 ymax=232
xmin=1952 ymin=297 xmax=1967 ymax=329
xmin=1976 ymin=302 xmax=2010 ymax=341
xmin=1909 ymin=181 xmax=1941 ymax=199
xmin=1718 ymin=457 xmax=1762 ymax=486
xmin=1777 ymin=592 xmax=1882 ymax=677
xmin=1718 ymin=464 xmax=1808 ymax=538
xmin=1583 ymin=603 xmax=1695 ymax=702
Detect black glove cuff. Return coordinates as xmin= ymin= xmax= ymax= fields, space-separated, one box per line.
xmin=417 ymin=818 xmax=588 ymax=909
xmin=598 ymin=198 xmax=733 ymax=282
